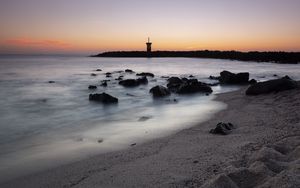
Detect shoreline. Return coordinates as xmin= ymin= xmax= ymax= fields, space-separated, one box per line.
xmin=1 ymin=86 xmax=300 ymax=187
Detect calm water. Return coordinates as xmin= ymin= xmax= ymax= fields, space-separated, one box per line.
xmin=0 ymin=56 xmax=299 ymax=182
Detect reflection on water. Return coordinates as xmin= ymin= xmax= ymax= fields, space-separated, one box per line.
xmin=0 ymin=56 xmax=299 ymax=181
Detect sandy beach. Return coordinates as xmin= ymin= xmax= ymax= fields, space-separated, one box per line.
xmin=1 ymin=84 xmax=299 ymax=188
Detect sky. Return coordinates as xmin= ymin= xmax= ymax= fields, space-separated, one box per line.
xmin=0 ymin=0 xmax=300 ymax=55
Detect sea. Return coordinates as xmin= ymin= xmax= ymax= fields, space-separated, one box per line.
xmin=0 ymin=56 xmax=299 ymax=182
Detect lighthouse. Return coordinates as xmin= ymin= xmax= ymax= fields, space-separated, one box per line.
xmin=146 ymin=37 xmax=152 ymax=53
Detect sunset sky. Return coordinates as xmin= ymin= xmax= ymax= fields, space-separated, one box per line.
xmin=1 ymin=0 xmax=300 ymax=55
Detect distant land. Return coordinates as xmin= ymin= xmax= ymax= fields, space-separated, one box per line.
xmin=92 ymin=50 xmax=300 ymax=64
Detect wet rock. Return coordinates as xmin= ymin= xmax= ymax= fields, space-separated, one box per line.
xmin=89 ymin=93 xmax=118 ymax=104
xmin=100 ymin=81 xmax=107 ymax=87
xmin=150 ymin=85 xmax=171 ymax=97
xmin=210 ymin=122 xmax=235 ymax=135
xmin=189 ymin=75 xmax=194 ymax=78
xmin=105 ymin=72 xmax=112 ymax=77
xmin=115 ymin=76 xmax=123 ymax=81
xmin=119 ymin=77 xmax=148 ymax=87
xmin=167 ymin=77 xmax=183 ymax=91
xmin=125 ymin=69 xmax=134 ymax=73
xmin=96 ymin=69 xmax=102 ymax=71
xmin=119 ymin=79 xmax=139 ymax=87
xmin=137 ymin=76 xmax=148 ymax=85
xmin=88 ymin=85 xmax=97 ymax=89
xmin=113 ymin=70 xmax=123 ymax=73
xmin=91 ymin=73 xmax=97 ymax=76
xmin=48 ymin=81 xmax=55 ymax=83
xmin=138 ymin=116 xmax=152 ymax=122
xmin=177 ymin=80 xmax=213 ymax=94
xmin=97 ymin=138 xmax=103 ymax=143
xmin=249 ymin=79 xmax=257 ymax=85
xmin=136 ymin=72 xmax=154 ymax=77
xmin=273 ymin=74 xmax=278 ymax=77
xmin=219 ymin=71 xmax=249 ymax=84
xmin=246 ymin=76 xmax=298 ymax=95
xmin=209 ymin=75 xmax=220 ymax=80
xmin=131 ymin=143 xmax=137 ymax=146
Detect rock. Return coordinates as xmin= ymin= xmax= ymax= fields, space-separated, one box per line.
xmin=91 ymin=73 xmax=97 ymax=76
xmin=189 ymin=75 xmax=194 ymax=78
xmin=136 ymin=72 xmax=154 ymax=77
xmin=96 ymin=69 xmax=102 ymax=71
xmin=209 ymin=75 xmax=220 ymax=80
xmin=167 ymin=77 xmax=183 ymax=91
xmin=89 ymin=93 xmax=118 ymax=104
xmin=273 ymin=74 xmax=278 ymax=77
xmin=88 ymin=85 xmax=97 ymax=89
xmin=115 ymin=76 xmax=123 ymax=81
xmin=150 ymin=85 xmax=171 ymax=97
xmin=119 ymin=77 xmax=148 ymax=87
xmin=119 ymin=79 xmax=139 ymax=87
xmin=246 ymin=77 xmax=298 ymax=95
xmin=177 ymin=80 xmax=213 ymax=94
xmin=136 ymin=76 xmax=148 ymax=85
xmin=105 ymin=72 xmax=112 ymax=77
xmin=138 ymin=116 xmax=152 ymax=122
xmin=219 ymin=71 xmax=249 ymax=84
xmin=100 ymin=81 xmax=107 ymax=87
xmin=249 ymin=79 xmax=257 ymax=85
xmin=210 ymin=122 xmax=235 ymax=135
xmin=125 ymin=69 xmax=134 ymax=73
xmin=48 ymin=81 xmax=55 ymax=83
xmin=113 ymin=70 xmax=123 ymax=73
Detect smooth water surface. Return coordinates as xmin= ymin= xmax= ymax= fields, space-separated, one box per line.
xmin=0 ymin=56 xmax=299 ymax=182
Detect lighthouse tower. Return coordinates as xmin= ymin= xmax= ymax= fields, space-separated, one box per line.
xmin=146 ymin=37 xmax=152 ymax=53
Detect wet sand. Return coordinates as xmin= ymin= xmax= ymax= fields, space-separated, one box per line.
xmin=1 ymin=85 xmax=300 ymax=188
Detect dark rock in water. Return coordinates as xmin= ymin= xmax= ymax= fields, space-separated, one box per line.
xmin=105 ymin=72 xmax=112 ymax=77
xmin=100 ymin=81 xmax=107 ymax=87
xmin=150 ymin=85 xmax=171 ymax=97
xmin=115 ymin=76 xmax=123 ymax=81
xmin=273 ymin=74 xmax=278 ymax=77
xmin=113 ymin=70 xmax=123 ymax=73
xmin=126 ymin=93 xmax=136 ymax=97
xmin=48 ymin=81 xmax=55 ymax=83
xmin=168 ymin=77 xmax=182 ymax=85
xmin=177 ymin=80 xmax=213 ymax=94
xmin=119 ymin=77 xmax=148 ymax=87
xmin=219 ymin=71 xmax=249 ymax=84
xmin=130 ymin=143 xmax=137 ymax=146
xmin=210 ymin=122 xmax=235 ymax=135
xmin=181 ymin=78 xmax=189 ymax=82
xmin=96 ymin=69 xmax=102 ymax=71
xmin=119 ymin=79 xmax=139 ymax=87
xmin=136 ymin=72 xmax=154 ymax=77
xmin=89 ymin=93 xmax=118 ymax=104
xmin=91 ymin=73 xmax=97 ymax=76
xmin=246 ymin=77 xmax=298 ymax=95
xmin=209 ymin=75 xmax=220 ymax=80
xmin=137 ymin=76 xmax=148 ymax=85
xmin=167 ymin=77 xmax=183 ymax=91
xmin=189 ymin=75 xmax=194 ymax=78
xmin=97 ymin=138 xmax=103 ymax=143
xmin=125 ymin=69 xmax=134 ymax=73
xmin=138 ymin=116 xmax=152 ymax=122
xmin=161 ymin=76 xmax=170 ymax=79
xmin=88 ymin=85 xmax=97 ymax=89
xmin=249 ymin=79 xmax=257 ymax=85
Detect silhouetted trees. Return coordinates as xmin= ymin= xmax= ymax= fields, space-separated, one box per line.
xmin=92 ymin=50 xmax=300 ymax=64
